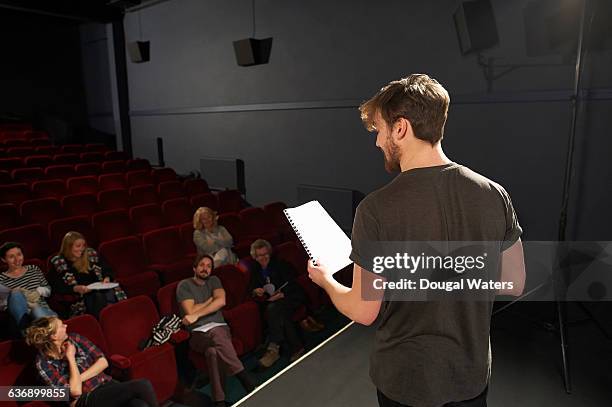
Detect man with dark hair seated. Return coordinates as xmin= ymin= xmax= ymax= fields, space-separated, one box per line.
xmin=249 ymin=239 xmax=307 ymax=368
xmin=176 ymin=254 xmax=256 ymax=407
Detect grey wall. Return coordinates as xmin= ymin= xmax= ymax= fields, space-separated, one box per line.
xmin=118 ymin=0 xmax=612 ymax=241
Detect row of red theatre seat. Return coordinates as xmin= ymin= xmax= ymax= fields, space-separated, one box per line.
xmin=0 ymin=130 xmax=49 ymax=144
xmin=0 ymin=151 xmax=133 ymax=171
xmin=0 ymin=142 xmax=106 ymax=154
xmin=0 ymin=167 xmax=205 ymax=205
xmin=0 ymin=201 xmax=292 ymax=276
xmin=0 ymin=180 xmax=210 ymax=220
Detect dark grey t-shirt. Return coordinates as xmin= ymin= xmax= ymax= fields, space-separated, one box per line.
xmin=176 ymin=276 xmax=226 ymax=330
xmin=350 ymin=163 xmax=522 ymax=407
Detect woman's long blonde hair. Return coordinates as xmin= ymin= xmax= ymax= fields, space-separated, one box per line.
xmin=25 ymin=316 xmax=60 ymax=357
xmin=59 ymin=231 xmax=89 ymax=273
xmin=193 ymin=207 xmax=217 ymax=231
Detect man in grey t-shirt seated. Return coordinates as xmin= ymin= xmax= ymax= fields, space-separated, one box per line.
xmin=176 ymin=254 xmax=256 ymax=407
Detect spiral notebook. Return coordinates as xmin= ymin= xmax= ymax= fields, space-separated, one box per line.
xmin=283 ymin=201 xmax=353 ymax=274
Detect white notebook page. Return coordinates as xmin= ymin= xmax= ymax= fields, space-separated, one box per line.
xmin=284 ymin=201 xmax=353 ymax=274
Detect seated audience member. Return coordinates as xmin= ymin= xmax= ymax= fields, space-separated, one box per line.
xmin=50 ymin=232 xmax=127 ymax=318
xmin=192 ymin=207 xmax=237 ymax=267
xmin=177 ymin=254 xmax=256 ymax=407
xmin=0 ymin=242 xmax=57 ymax=332
xmin=26 ymin=316 xmax=158 ymax=407
xmin=249 ymin=239 xmax=306 ymax=367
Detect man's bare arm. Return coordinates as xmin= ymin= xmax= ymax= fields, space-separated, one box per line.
xmin=498 ymin=238 xmax=526 ymax=296
xmin=308 ymin=261 xmax=382 ymax=326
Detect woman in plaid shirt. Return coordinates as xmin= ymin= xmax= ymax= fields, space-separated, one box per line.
xmin=25 ymin=316 xmax=158 ymax=407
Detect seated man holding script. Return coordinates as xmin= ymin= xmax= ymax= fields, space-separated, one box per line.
xmin=176 ymin=254 xmax=255 ymax=407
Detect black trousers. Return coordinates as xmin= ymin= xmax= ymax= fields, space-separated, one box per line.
xmin=264 ymin=298 xmax=302 ymax=351
xmin=377 ymin=387 xmax=488 ymax=407
xmin=76 ymin=379 xmax=158 ymax=407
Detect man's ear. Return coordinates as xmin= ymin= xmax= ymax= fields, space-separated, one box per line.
xmin=393 ymin=118 xmax=412 ymax=141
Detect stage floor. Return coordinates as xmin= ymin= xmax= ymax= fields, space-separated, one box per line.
xmin=234 ymin=303 xmax=611 ymax=407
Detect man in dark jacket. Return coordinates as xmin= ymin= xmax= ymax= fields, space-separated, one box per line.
xmin=249 ymin=239 xmax=306 ymax=367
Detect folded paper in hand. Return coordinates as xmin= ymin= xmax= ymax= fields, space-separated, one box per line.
xmin=87 ymin=282 xmax=119 ymax=290
xmin=192 ymin=322 xmax=227 ymax=333
xmin=284 ymin=200 xmax=353 ymax=274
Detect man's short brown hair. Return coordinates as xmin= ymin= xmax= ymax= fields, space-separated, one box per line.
xmin=359 ymin=74 xmax=450 ymax=145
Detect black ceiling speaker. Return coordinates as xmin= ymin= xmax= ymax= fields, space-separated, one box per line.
xmin=127 ymin=41 xmax=150 ymax=63
xmin=233 ymin=37 xmax=273 ymax=67
xmin=453 ymin=0 xmax=499 ymax=54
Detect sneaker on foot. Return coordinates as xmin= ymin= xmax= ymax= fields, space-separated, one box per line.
xmin=258 ymin=346 xmax=280 ymax=368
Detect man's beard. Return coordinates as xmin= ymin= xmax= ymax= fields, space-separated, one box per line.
xmin=383 ymin=137 xmax=401 ymax=173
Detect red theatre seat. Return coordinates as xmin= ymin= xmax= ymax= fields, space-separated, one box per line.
xmin=126 ymin=158 xmax=151 ymax=171
xmin=67 ymin=176 xmax=99 ymax=194
xmin=53 ymin=153 xmax=80 ymax=164
xmin=11 ymin=167 xmax=44 ymax=185
xmin=59 ymin=144 xmax=84 ymax=154
xmin=152 ymin=167 xmax=177 ymax=184
xmin=80 ymin=152 xmax=104 ymax=163
xmin=98 ymin=237 xmax=160 ymax=298
xmin=6 ymin=146 xmax=34 ymax=157
xmin=99 ymin=296 xmax=179 ymax=403
xmin=23 ymin=155 xmax=52 ymax=168
xmin=62 ymin=193 xmax=98 ymax=217
xmin=97 ymin=188 xmax=130 ymax=211
xmin=99 ymin=173 xmax=127 ymax=191
xmin=157 ymin=181 xmax=184 ymax=202
xmin=31 ymin=179 xmax=68 ymax=199
xmin=190 ymin=192 xmax=219 ymax=212
xmin=44 ymin=164 xmax=76 ymax=179
xmin=218 ymin=213 xmax=245 ymax=243
xmin=85 ymin=143 xmax=109 ymax=152
xmin=143 ymin=226 xmax=193 ymax=284
xmin=161 ymin=198 xmax=192 ymax=226
xmin=104 ymin=151 xmax=129 ymax=161
xmin=0 ymin=157 xmax=23 ymax=170
xmin=20 ymin=197 xmax=64 ymax=227
xmin=66 ymin=314 xmax=108 ymax=354
xmin=101 ymin=160 xmax=126 ymax=174
xmin=75 ymin=162 xmax=101 ymax=176
xmin=0 ymin=203 xmax=22 ymax=230
xmin=0 ymin=170 xmax=10 ymax=184
xmin=239 ymin=207 xmax=280 ymax=244
xmin=129 ymin=203 xmax=165 ymax=234
xmin=178 ymin=222 xmax=197 ymax=257
xmin=0 ymin=183 xmax=31 ymax=205
xmin=35 ymin=145 xmax=58 ymax=155
xmin=92 ymin=209 xmax=133 ymax=243
xmin=129 ymin=184 xmax=158 ymax=207
xmin=0 ymin=340 xmax=41 ymax=407
xmin=126 ymin=170 xmax=154 ymax=187
xmin=263 ymin=201 xmax=294 ymax=240
xmin=212 ymin=265 xmax=263 ymax=354
xmin=217 ymin=189 xmax=243 ymax=214
xmin=183 ymin=178 xmax=210 ymax=196
xmin=48 ymin=215 xmax=96 ymax=250
xmin=0 ymin=224 xmax=51 ymax=260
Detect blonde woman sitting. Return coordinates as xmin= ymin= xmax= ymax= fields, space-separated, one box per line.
xmin=50 ymin=231 xmax=127 ymax=318
xmin=193 ymin=207 xmax=237 ymax=267
xmin=26 ymin=316 xmax=158 ymax=407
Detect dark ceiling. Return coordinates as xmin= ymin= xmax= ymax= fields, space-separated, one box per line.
xmin=0 ymin=0 xmax=132 ymax=23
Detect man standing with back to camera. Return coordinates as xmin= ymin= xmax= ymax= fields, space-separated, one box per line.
xmin=308 ymin=74 xmax=526 ymax=407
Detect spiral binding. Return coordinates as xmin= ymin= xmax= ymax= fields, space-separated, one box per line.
xmin=284 ymin=208 xmax=314 ymax=260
